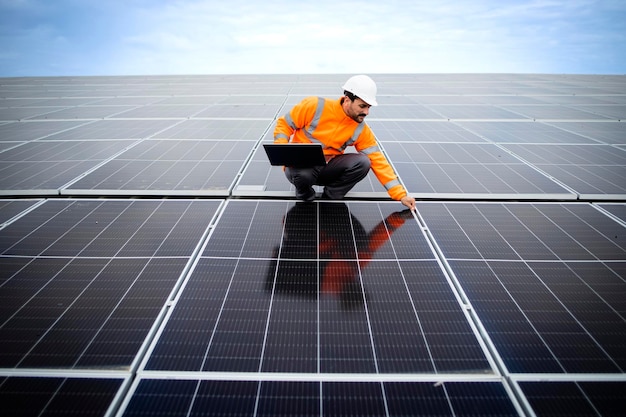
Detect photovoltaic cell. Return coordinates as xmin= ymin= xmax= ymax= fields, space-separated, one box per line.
xmin=0 ymin=199 xmax=220 ymax=370
xmin=367 ymin=120 xmax=487 ymax=142
xmin=0 ymin=257 xmax=189 ymax=369
xmin=111 ymin=104 xmax=209 ymax=118
xmin=417 ymin=202 xmax=626 ymax=260
xmin=0 ymin=199 xmax=39 ymax=225
xmin=0 ymin=120 xmax=88 ymax=141
xmin=0 ymin=159 xmax=118 ymax=191
xmin=0 ymin=140 xmax=130 ymax=162
xmin=548 ymin=121 xmax=626 ymax=145
xmin=153 ymin=119 xmax=271 ymax=140
xmin=417 ymin=202 xmax=626 ymax=374
xmin=1 ymin=74 xmax=625 ymax=416
xmin=194 ymin=104 xmax=281 ymax=118
xmin=1 ymin=106 xmax=68 ymax=120
xmin=501 ymin=144 xmax=626 ymax=197
xmin=598 ymin=203 xmax=626 ymax=222
xmin=0 ymin=376 xmax=124 ymax=417
xmin=386 ymin=143 xmax=573 ymax=197
xmin=66 ymin=140 xmax=254 ymax=193
xmin=121 ymin=380 xmax=520 ymax=417
xmin=501 ymin=105 xmax=612 ymax=120
xmin=519 ymin=381 xmax=626 ymax=417
xmin=449 ymin=260 xmax=625 ymax=373
xmin=29 ymin=105 xmax=137 ymax=120
xmin=456 ymin=121 xmax=595 ymax=144
xmin=146 ymin=201 xmax=491 ymax=374
xmin=571 ymin=104 xmax=626 ymax=120
xmin=367 ymin=104 xmax=444 ymax=119
xmin=1 ymin=199 xmax=220 ymax=257
xmin=429 ymin=104 xmax=529 ymax=119
xmin=42 ymin=119 xmax=177 ymax=140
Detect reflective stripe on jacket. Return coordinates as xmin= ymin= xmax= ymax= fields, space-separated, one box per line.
xmin=274 ymin=96 xmax=407 ymax=201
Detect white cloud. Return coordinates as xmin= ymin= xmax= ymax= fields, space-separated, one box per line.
xmin=1 ymin=0 xmax=623 ymax=76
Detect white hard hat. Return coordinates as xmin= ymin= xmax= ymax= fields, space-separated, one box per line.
xmin=342 ymin=75 xmax=378 ymax=106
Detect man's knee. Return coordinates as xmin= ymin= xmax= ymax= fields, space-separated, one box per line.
xmin=285 ymin=167 xmax=316 ymax=187
xmin=353 ymin=153 xmax=371 ymax=174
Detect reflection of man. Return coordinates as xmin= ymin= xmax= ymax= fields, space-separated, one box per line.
xmin=267 ymin=202 xmax=413 ymax=308
xmin=274 ymin=75 xmax=416 ymax=211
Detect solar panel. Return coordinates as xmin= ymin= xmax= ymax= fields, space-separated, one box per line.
xmin=416 ymin=202 xmax=626 ymax=374
xmin=0 ymin=199 xmax=40 ymax=225
xmin=501 ymin=105 xmax=612 ymax=120
xmin=0 ymin=199 xmax=221 ymax=369
xmin=518 ymin=381 xmax=626 ymax=417
xmin=0 ymin=141 xmax=131 ymax=192
xmin=42 ymin=119 xmax=178 ymax=140
xmin=367 ymin=120 xmax=487 ymax=142
xmin=457 ymin=121 xmax=596 ymax=144
xmin=501 ymin=144 xmax=626 ymax=198
xmin=548 ymin=121 xmax=626 ymax=144
xmin=144 ymin=201 xmax=491 ymax=377
xmin=0 ymin=120 xmax=88 ymax=141
xmin=65 ymin=140 xmax=255 ymax=195
xmin=30 ymin=105 xmax=137 ymax=120
xmin=0 ymin=376 xmax=125 ymax=417
xmin=427 ymin=105 xmax=529 ymax=120
xmin=383 ymin=142 xmax=575 ymax=199
xmin=153 ymin=119 xmax=270 ymax=140
xmin=0 ymin=74 xmax=624 ymax=417
xmin=366 ymin=105 xmax=443 ymax=119
xmin=598 ymin=203 xmax=626 ymax=222
xmin=121 ymin=379 xmax=521 ymax=417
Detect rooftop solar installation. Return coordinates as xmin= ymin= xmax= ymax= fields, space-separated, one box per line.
xmin=0 ymin=74 xmax=624 ymax=416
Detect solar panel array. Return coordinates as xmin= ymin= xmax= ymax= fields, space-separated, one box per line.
xmin=0 ymin=74 xmax=625 ymax=416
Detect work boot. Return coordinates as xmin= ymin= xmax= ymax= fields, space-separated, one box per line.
xmin=297 ymin=187 xmax=316 ymax=202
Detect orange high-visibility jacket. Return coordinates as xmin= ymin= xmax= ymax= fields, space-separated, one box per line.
xmin=274 ymin=96 xmax=407 ymax=201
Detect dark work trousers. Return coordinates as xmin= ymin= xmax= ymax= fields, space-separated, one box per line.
xmin=285 ymin=153 xmax=371 ymax=201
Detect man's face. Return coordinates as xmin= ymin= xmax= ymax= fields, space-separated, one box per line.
xmin=345 ymin=97 xmax=371 ymax=123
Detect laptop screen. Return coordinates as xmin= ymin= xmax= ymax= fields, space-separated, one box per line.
xmin=263 ymin=143 xmax=326 ymax=167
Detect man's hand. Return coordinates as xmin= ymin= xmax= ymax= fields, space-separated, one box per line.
xmin=400 ymin=195 xmax=416 ymax=211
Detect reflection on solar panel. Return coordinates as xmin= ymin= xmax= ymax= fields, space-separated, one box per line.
xmin=0 ymin=74 xmax=624 ymax=416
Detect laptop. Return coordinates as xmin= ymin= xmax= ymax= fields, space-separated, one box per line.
xmin=263 ymin=143 xmax=326 ymax=167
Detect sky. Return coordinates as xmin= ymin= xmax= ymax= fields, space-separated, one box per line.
xmin=0 ymin=0 xmax=625 ymax=77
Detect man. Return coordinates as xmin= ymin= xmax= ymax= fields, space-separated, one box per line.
xmin=274 ymin=75 xmax=416 ymax=211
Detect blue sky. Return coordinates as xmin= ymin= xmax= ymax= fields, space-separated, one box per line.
xmin=0 ymin=0 xmax=624 ymax=77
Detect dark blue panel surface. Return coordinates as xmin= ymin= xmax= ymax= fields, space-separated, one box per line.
xmin=0 ymin=200 xmax=219 ymax=257
xmin=0 ymin=257 xmax=187 ymax=369
xmin=0 ymin=376 xmax=123 ymax=417
xmin=0 ymin=199 xmax=39 ymax=225
xmin=262 ymin=260 xmax=318 ymax=373
xmin=450 ymin=260 xmax=625 ymax=373
xmin=418 ymin=202 xmax=626 ymax=261
xmin=121 ymin=380 xmax=520 ymax=417
xmin=520 ymin=381 xmax=626 ymax=417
